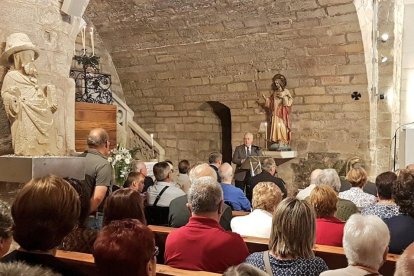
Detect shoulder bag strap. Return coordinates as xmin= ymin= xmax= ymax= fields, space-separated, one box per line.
xmin=263 ymin=250 xmax=273 ymax=275
xmin=153 ymin=186 xmax=169 ymax=207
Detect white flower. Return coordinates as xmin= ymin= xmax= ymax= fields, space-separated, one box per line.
xmin=125 ymin=159 xmax=130 ymax=164
xmin=115 ymin=155 xmax=121 ymax=161
xmin=108 ymin=157 xmax=113 ymax=163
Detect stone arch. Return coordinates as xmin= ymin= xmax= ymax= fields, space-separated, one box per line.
xmin=205 ymin=101 xmax=232 ymax=163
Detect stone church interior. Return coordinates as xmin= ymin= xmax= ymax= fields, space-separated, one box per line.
xmin=0 ymin=0 xmax=414 ymax=275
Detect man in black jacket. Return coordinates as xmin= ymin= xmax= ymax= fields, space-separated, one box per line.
xmin=232 ymin=132 xmax=262 ymax=191
xmin=246 ymin=158 xmax=287 ymax=202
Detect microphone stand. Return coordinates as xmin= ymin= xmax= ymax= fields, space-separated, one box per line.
xmin=393 ymin=121 xmax=414 ymax=171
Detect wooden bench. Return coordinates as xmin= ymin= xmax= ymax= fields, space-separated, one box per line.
xmin=148 ymin=225 xmax=399 ymax=275
xmin=56 ymin=250 xmax=220 ymax=276
xmin=231 ymin=211 xmax=249 ymax=217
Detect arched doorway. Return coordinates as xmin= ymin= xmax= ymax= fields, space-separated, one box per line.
xmin=205 ymin=101 xmax=232 ymax=163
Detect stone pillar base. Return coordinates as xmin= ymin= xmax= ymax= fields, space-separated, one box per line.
xmin=0 ymin=155 xmax=85 ymax=183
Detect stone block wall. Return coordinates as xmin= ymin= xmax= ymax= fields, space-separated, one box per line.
xmin=88 ymin=0 xmax=371 ymax=188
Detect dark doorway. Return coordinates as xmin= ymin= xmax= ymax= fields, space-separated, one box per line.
xmin=205 ymin=101 xmax=232 ymax=163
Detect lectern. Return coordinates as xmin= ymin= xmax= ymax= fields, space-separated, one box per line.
xmin=240 ymin=156 xmax=270 ymax=177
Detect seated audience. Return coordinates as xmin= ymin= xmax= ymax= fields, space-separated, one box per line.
xmin=385 ymin=169 xmax=414 ymax=254
xmin=339 ymin=158 xmax=377 ymax=196
xmin=60 ymin=178 xmax=97 ymax=254
xmin=103 ymin=188 xmax=146 ymax=226
xmin=231 ymin=182 xmax=282 ymax=238
xmin=147 ymin=161 xmax=185 ymax=207
xmin=93 ymin=219 xmax=156 ymax=276
xmin=246 ymin=198 xmax=328 ymax=275
xmin=165 ymin=164 xmax=249 ymax=273
xmin=362 ymin=171 xmax=399 ymax=219
xmin=320 ymin=214 xmax=390 ymax=275
xmin=309 ymin=185 xmax=345 ymax=246
xmin=124 ymin=172 xmax=145 ymax=193
xmin=246 ymin=158 xmax=287 ymax=201
xmin=314 ymin=169 xmax=358 ymax=221
xmin=209 ymin=151 xmax=223 ymax=183
xmin=0 ymin=201 xmax=12 ymax=257
xmin=394 ymin=242 xmax=414 ymax=276
xmin=223 ymin=263 xmax=267 ymax=276
xmin=338 ymin=167 xmax=376 ymax=210
xmin=0 ymin=262 xmax=61 ymax=276
xmin=1 ymin=175 xmax=82 ymax=276
xmin=296 ymin=168 xmax=322 ymax=200
xmin=219 ymin=163 xmax=251 ymax=211
xmin=176 ymin=159 xmax=191 ymax=193
xmin=131 ymin=160 xmax=154 ymax=192
xmin=168 ymin=163 xmax=232 ymax=230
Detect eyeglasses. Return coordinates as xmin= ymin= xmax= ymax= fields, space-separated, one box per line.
xmin=153 ymin=246 xmax=159 ymax=257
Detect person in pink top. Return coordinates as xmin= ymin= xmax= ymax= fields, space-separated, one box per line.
xmin=309 ymin=185 xmax=345 ymax=247
xmin=164 ymin=164 xmax=249 ymax=273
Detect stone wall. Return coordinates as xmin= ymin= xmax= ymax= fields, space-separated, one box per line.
xmin=88 ymin=0 xmax=371 ymax=188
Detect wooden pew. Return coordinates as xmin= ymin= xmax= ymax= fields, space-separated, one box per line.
xmin=242 ymin=236 xmax=399 ymax=276
xmin=56 ymin=250 xmax=220 ymax=276
xmin=56 ymin=250 xmax=98 ymax=276
xmin=231 ymin=211 xmax=249 ymax=217
xmin=149 ymin=225 xmax=399 ymax=275
xmin=156 ymin=264 xmax=220 ymax=276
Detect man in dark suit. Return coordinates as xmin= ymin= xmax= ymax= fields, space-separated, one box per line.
xmin=246 ymin=157 xmax=287 ymax=202
xmin=232 ymin=132 xmax=262 ymax=191
xmin=209 ymin=151 xmax=222 ymax=183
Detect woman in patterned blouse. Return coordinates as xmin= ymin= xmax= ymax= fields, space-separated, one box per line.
xmin=338 ymin=167 xmax=376 ymax=210
xmin=245 ymin=198 xmax=328 ymax=276
xmin=362 ymin=171 xmax=399 ymax=219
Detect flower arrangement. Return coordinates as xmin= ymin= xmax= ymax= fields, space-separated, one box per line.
xmin=108 ymin=145 xmax=135 ymax=186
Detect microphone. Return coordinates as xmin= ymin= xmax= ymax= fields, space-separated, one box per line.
xmin=393 ymin=121 xmax=414 ymax=171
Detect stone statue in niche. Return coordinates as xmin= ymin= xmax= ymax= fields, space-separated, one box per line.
xmin=0 ymin=33 xmax=58 ymax=156
xmin=261 ymin=74 xmax=293 ymax=151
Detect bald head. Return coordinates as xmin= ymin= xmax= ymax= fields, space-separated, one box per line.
xmin=189 ymin=163 xmax=217 ymax=186
xmin=131 ymin=160 xmax=148 ymax=176
xmin=87 ymin=128 xmax=109 ymax=148
xmin=218 ymin=163 xmax=233 ymax=183
xmin=310 ymin=169 xmax=323 ymax=185
xmin=407 ymin=164 xmax=414 ymax=173
xmin=395 ymin=242 xmax=414 ymax=276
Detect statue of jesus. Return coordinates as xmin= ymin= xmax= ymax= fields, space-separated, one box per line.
xmin=261 ymin=74 xmax=293 ymax=151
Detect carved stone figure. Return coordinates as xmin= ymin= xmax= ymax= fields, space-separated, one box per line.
xmin=261 ymin=74 xmax=293 ymax=151
xmin=0 ymin=33 xmax=58 ymax=156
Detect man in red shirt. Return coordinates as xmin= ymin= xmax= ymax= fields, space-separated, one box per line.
xmin=164 ymin=163 xmax=249 ymax=273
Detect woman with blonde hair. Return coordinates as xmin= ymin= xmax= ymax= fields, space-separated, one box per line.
xmin=309 ymin=185 xmax=345 ymax=246
xmin=338 ymin=167 xmax=376 ymax=209
xmin=245 ymin=198 xmax=328 ymax=275
xmin=231 ymin=182 xmax=282 ymax=238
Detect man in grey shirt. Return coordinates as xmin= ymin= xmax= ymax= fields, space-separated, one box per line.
xmin=83 ymin=128 xmax=113 ymax=230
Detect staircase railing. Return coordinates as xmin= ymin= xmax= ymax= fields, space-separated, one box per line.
xmin=112 ymin=93 xmax=165 ymax=161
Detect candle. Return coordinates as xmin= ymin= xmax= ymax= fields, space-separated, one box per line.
xmin=150 ymin=133 xmax=154 ymax=148
xmin=82 ymin=26 xmax=86 ymax=55
xmin=264 ymin=122 xmax=268 ymax=148
xmin=90 ymin=27 xmax=95 ymax=56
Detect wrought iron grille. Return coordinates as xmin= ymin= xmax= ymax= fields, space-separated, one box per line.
xmin=70 ymin=69 xmax=113 ymax=104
